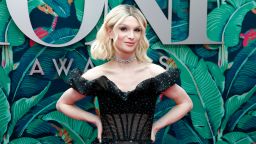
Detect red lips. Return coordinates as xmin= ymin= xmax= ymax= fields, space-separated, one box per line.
xmin=125 ymin=42 xmax=135 ymax=47
xmin=125 ymin=42 xmax=135 ymax=44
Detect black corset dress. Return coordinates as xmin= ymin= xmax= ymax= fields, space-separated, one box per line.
xmin=68 ymin=68 xmax=180 ymax=144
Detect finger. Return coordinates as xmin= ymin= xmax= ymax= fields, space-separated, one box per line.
xmin=151 ymin=130 xmax=155 ymax=142
xmin=151 ymin=135 xmax=155 ymax=142
xmin=97 ymin=125 xmax=102 ymax=142
xmin=97 ymin=130 xmax=102 ymax=139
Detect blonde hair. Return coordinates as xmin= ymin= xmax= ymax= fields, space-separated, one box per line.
xmin=91 ymin=4 xmax=152 ymax=62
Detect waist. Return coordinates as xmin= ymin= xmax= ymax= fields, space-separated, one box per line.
xmin=101 ymin=113 xmax=153 ymax=141
xmin=92 ymin=138 xmax=153 ymax=144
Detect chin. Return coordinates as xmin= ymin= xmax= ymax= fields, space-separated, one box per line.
xmin=125 ymin=48 xmax=136 ymax=53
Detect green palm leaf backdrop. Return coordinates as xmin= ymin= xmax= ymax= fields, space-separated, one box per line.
xmin=0 ymin=0 xmax=255 ymax=143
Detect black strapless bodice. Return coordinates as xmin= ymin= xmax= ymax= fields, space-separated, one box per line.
xmin=68 ymin=68 xmax=180 ymax=144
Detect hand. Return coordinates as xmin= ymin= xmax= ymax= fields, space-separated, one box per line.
xmin=94 ymin=117 xmax=103 ymax=143
xmin=151 ymin=122 xmax=161 ymax=142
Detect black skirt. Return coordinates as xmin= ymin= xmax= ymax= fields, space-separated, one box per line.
xmin=92 ymin=138 xmax=154 ymax=144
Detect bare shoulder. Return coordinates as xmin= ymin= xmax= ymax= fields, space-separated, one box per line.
xmin=81 ymin=65 xmax=105 ymax=81
xmin=147 ymin=63 xmax=166 ymax=76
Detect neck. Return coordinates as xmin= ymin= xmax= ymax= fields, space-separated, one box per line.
xmin=110 ymin=54 xmax=139 ymax=67
xmin=113 ymin=55 xmax=136 ymax=62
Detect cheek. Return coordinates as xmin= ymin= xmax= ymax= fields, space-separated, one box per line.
xmin=135 ymin=33 xmax=142 ymax=40
xmin=116 ymin=34 xmax=125 ymax=43
xmin=114 ymin=35 xmax=124 ymax=47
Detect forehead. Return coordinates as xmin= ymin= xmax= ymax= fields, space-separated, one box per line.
xmin=118 ymin=16 xmax=141 ymax=27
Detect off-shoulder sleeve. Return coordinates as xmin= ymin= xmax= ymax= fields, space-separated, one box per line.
xmin=67 ymin=68 xmax=97 ymax=96
xmin=154 ymin=68 xmax=180 ymax=95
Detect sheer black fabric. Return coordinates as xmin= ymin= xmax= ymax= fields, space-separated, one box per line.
xmin=67 ymin=68 xmax=180 ymax=143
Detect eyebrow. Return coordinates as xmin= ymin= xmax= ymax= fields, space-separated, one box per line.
xmin=118 ymin=24 xmax=142 ymax=28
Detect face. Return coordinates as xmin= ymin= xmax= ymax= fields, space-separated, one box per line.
xmin=111 ymin=16 xmax=142 ymax=56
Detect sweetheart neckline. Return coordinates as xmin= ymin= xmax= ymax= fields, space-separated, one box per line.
xmin=79 ymin=69 xmax=173 ymax=94
xmin=101 ymin=75 xmax=152 ymax=93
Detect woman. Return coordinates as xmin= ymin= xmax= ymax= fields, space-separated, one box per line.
xmin=56 ymin=4 xmax=193 ymax=144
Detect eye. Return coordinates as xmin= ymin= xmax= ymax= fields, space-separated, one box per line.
xmin=119 ymin=27 xmax=128 ymax=31
xmin=134 ymin=28 xmax=142 ymax=32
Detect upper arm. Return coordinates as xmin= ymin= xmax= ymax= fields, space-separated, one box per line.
xmin=81 ymin=66 xmax=103 ymax=80
xmin=57 ymin=67 xmax=101 ymax=106
xmin=152 ymin=65 xmax=188 ymax=104
xmin=162 ymin=84 xmax=192 ymax=105
xmin=57 ymin=88 xmax=86 ymax=105
xmin=148 ymin=63 xmax=166 ymax=76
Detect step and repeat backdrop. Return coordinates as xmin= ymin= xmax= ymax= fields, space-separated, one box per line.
xmin=0 ymin=0 xmax=256 ymax=143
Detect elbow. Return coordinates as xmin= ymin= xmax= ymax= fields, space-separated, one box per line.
xmin=56 ymin=100 xmax=63 ymax=112
xmin=187 ymin=98 xmax=193 ymax=111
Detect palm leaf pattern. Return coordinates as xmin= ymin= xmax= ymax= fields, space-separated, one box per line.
xmin=0 ymin=0 xmax=255 ymax=143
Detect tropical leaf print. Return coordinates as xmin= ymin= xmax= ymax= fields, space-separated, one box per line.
xmin=0 ymin=88 xmax=11 ymax=141
xmin=0 ymin=0 xmax=255 ymax=143
xmin=42 ymin=111 xmax=97 ymax=144
xmin=43 ymin=0 xmax=71 ymax=18
xmin=224 ymin=42 xmax=256 ymax=98
xmin=151 ymin=42 xmax=224 ymax=141
xmin=5 ymin=83 xmax=50 ymax=141
xmin=207 ymin=0 xmax=256 ymax=47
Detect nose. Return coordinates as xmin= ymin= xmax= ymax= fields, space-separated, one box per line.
xmin=128 ymin=31 xmax=135 ymax=39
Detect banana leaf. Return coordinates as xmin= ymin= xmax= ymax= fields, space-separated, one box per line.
xmin=171 ymin=119 xmax=206 ymax=144
xmin=172 ymin=0 xmax=189 ymax=19
xmin=227 ymin=94 xmax=256 ymax=131
xmin=221 ymin=132 xmax=255 ymax=144
xmin=249 ymin=131 xmax=256 ymax=142
xmin=9 ymin=137 xmax=40 ymax=144
xmin=0 ymin=0 xmax=10 ymax=43
xmin=26 ymin=119 xmax=57 ymax=136
xmin=0 ymin=88 xmax=11 ymax=142
xmin=109 ymin=0 xmax=124 ymax=8
xmin=206 ymin=61 xmax=225 ymax=93
xmin=151 ymin=42 xmax=224 ymax=140
xmin=7 ymin=20 xmax=25 ymax=46
xmin=216 ymin=140 xmax=229 ymax=144
xmin=220 ymin=86 xmax=256 ymax=136
xmin=171 ymin=20 xmax=188 ymax=42
xmin=192 ymin=45 xmax=219 ymax=58
xmin=42 ymin=28 xmax=78 ymax=44
xmin=2 ymin=45 xmax=14 ymax=75
xmin=6 ymin=83 xmax=50 ymax=140
xmin=74 ymin=0 xmax=84 ymax=22
xmin=9 ymin=45 xmax=48 ymax=101
xmin=226 ymin=0 xmax=253 ymax=9
xmin=0 ymin=0 xmax=25 ymax=46
xmin=38 ymin=136 xmax=64 ymax=144
xmin=28 ymin=0 xmax=45 ymax=13
xmin=161 ymin=134 xmax=178 ymax=144
xmin=146 ymin=25 xmax=160 ymax=45
xmin=224 ymin=1 xmax=256 ymax=47
xmin=43 ymin=0 xmax=70 ymax=18
xmin=0 ymin=66 xmax=10 ymax=95
xmin=9 ymin=41 xmax=82 ymax=101
xmin=159 ymin=126 xmax=178 ymax=144
xmin=224 ymin=42 xmax=256 ymax=98
xmin=237 ymin=111 xmax=256 ymax=131
xmin=15 ymin=93 xmax=61 ymax=137
xmin=207 ymin=0 xmax=256 ymax=47
xmin=42 ymin=111 xmax=97 ymax=144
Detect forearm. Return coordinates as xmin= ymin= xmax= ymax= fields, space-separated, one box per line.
xmin=57 ymin=103 xmax=99 ymax=125
xmin=154 ymin=102 xmax=192 ymax=129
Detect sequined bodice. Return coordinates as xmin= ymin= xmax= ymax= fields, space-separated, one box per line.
xmin=68 ymin=68 xmax=180 ymax=144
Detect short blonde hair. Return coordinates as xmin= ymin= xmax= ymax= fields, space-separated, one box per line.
xmin=91 ymin=4 xmax=152 ymax=62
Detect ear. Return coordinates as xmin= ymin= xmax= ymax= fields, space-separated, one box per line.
xmin=107 ymin=28 xmax=114 ymax=39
